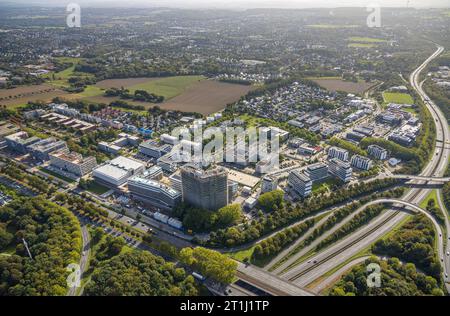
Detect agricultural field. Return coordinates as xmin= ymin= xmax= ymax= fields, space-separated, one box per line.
xmin=0 ymin=84 xmax=68 ymax=108
xmin=311 ymin=78 xmax=375 ymax=94
xmin=160 ymin=80 xmax=254 ymax=115
xmin=382 ymin=92 xmax=415 ymax=105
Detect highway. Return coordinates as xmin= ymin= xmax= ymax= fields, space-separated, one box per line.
xmin=281 ymin=199 xmax=446 ymax=287
xmin=278 ymin=45 xmax=450 ymax=292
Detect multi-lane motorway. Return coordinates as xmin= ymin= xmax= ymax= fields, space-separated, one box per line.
xmin=279 ymin=45 xmax=450 ymax=292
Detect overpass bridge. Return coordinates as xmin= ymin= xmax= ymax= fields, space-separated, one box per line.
xmin=390 ymin=175 xmax=450 ymax=183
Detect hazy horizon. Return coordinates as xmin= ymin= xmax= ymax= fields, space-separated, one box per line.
xmin=1 ymin=0 xmax=449 ymax=9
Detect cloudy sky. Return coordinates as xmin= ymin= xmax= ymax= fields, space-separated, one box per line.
xmin=1 ymin=0 xmax=449 ymax=8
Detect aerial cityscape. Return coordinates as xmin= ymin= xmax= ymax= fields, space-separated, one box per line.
xmin=0 ymin=0 xmax=449 ymax=302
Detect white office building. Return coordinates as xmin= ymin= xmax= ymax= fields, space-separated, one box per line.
xmin=328 ymin=146 xmax=349 ymax=162
xmin=128 ymin=177 xmax=181 ymax=210
xmin=288 ymin=170 xmax=312 ymax=197
xmin=367 ymin=145 xmax=388 ymax=160
xmin=261 ymin=176 xmax=278 ymax=193
xmin=351 ymin=155 xmax=373 ymax=171
xmin=49 ymin=150 xmax=97 ymax=177
xmin=328 ymin=158 xmax=353 ymax=183
xmin=93 ymin=156 xmax=145 ymax=187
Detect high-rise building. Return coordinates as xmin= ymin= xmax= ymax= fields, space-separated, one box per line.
xmin=328 ymin=158 xmax=353 ymax=183
xmin=181 ymin=165 xmax=228 ymax=211
xmin=367 ymin=145 xmax=388 ymax=160
xmin=351 ymin=155 xmax=373 ymax=171
xmin=288 ymin=170 xmax=312 ymax=197
xmin=328 ymin=146 xmax=349 ymax=162
xmin=305 ymin=162 xmax=329 ymax=182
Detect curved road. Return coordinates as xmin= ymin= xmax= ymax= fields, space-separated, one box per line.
xmin=281 ymin=198 xmax=447 ymax=286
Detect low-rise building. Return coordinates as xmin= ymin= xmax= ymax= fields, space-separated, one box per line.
xmin=93 ymin=156 xmax=145 ymax=187
xmin=27 ymin=137 xmax=68 ymax=161
xmin=49 ymin=150 xmax=97 ymax=177
xmin=139 ymin=140 xmax=172 ymax=159
xmin=5 ymin=131 xmax=41 ymax=154
xmin=128 ymin=177 xmax=181 ymax=210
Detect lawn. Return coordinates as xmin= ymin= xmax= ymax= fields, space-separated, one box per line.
xmin=127 ymin=75 xmax=205 ymax=100
xmin=383 ymin=92 xmax=415 ymax=105
xmin=227 ymin=246 xmax=255 ymax=262
xmin=39 ymin=167 xmax=76 ymax=183
xmin=312 ymin=178 xmax=341 ymax=194
xmin=420 ymin=190 xmax=438 ymax=209
xmin=85 ymin=181 xmax=110 ymax=195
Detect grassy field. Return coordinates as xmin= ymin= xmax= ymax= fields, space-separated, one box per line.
xmin=383 ymin=92 xmax=415 ymax=105
xmin=86 ymin=181 xmax=110 ymax=195
xmin=44 ymin=57 xmax=84 ymax=88
xmin=127 ymin=75 xmax=205 ymax=99
xmin=420 ymin=190 xmax=438 ymax=209
xmin=348 ymin=37 xmax=388 ymax=43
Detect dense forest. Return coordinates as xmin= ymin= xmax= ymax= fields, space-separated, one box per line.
xmin=84 ymin=251 xmax=198 ymax=296
xmin=0 ymin=197 xmax=82 ymax=296
xmin=372 ymin=214 xmax=441 ymax=281
xmin=329 ymin=257 xmax=444 ymax=296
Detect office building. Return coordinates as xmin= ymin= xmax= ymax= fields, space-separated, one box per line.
xmin=142 ymin=165 xmax=164 ymax=180
xmin=351 ymin=155 xmax=373 ymax=171
xmin=169 ymin=172 xmax=182 ymax=193
xmin=328 ymin=158 xmax=353 ymax=183
xmin=367 ymin=145 xmax=388 ymax=160
xmin=261 ymin=176 xmax=278 ymax=193
xmin=139 ymin=140 xmax=172 ymax=159
xmin=93 ymin=156 xmax=145 ymax=187
xmin=305 ymin=162 xmax=329 ymax=182
xmin=5 ymin=131 xmax=40 ymax=154
xmin=288 ymin=170 xmax=312 ymax=197
xmin=160 ymin=133 xmax=179 ymax=145
xmin=27 ymin=137 xmax=68 ymax=161
xmin=328 ymin=146 xmax=349 ymax=162
xmin=128 ymin=177 xmax=181 ymax=210
xmin=49 ymin=150 xmax=97 ymax=177
xmin=181 ymin=165 xmax=228 ymax=211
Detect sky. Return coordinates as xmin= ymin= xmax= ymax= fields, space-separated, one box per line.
xmin=1 ymin=0 xmax=449 ymax=8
